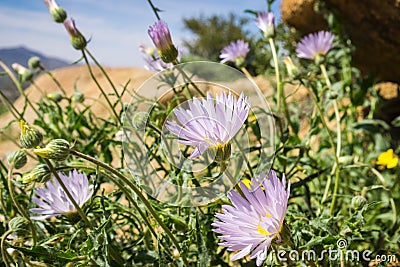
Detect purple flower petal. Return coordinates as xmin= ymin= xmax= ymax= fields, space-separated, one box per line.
xmin=166 ymin=91 xmax=250 ymax=159
xmin=296 ymin=31 xmax=335 ymax=60
xmin=213 ymin=170 xmax=290 ymax=266
xmin=30 ymin=169 xmax=93 ymax=220
xmin=220 ymin=40 xmax=250 ymax=64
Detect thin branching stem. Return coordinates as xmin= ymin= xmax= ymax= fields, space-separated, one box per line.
xmin=69 ymin=149 xmax=190 ymax=267
xmin=7 ymin=163 xmax=38 ymax=245
xmin=320 ymin=64 xmax=342 ymax=215
xmin=81 ymin=50 xmax=120 ymax=123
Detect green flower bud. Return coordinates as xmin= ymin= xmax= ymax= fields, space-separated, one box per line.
xmin=34 ymin=139 xmax=70 ymax=161
xmin=72 ymin=91 xmax=84 ymax=103
xmin=47 ymin=92 xmax=63 ymax=102
xmin=12 ymin=63 xmax=33 ymax=82
xmin=213 ymin=143 xmax=231 ymax=163
xmin=21 ymin=164 xmax=51 ymax=184
xmin=63 ymin=18 xmax=87 ymax=50
xmin=132 ymin=112 xmax=148 ymax=130
xmin=44 ymin=0 xmax=67 ymax=23
xmin=51 ymin=7 xmax=67 ymax=23
xmin=283 ymin=56 xmax=300 ymax=79
xmin=172 ymin=249 xmax=180 ymax=259
xmin=159 ymin=47 xmax=179 ymax=64
xmin=19 ymin=121 xmax=43 ymax=149
xmin=351 ymin=195 xmax=367 ymax=210
xmin=28 ymin=56 xmax=41 ymax=69
xmin=7 ymin=248 xmax=18 ymax=258
xmin=8 ymin=217 xmax=30 ymax=236
xmin=7 ymin=150 xmax=27 ymax=169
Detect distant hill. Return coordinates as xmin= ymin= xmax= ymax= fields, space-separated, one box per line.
xmin=0 ymin=46 xmax=69 ymax=70
xmin=0 ymin=46 xmax=69 ymax=103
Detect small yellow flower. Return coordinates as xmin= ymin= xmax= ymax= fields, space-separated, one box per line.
xmin=376 ymin=149 xmax=399 ymax=169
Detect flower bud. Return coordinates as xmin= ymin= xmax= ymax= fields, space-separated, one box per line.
xmin=172 ymin=248 xmax=180 ymax=259
xmin=34 ymin=139 xmax=70 ymax=161
xmin=19 ymin=121 xmax=43 ymax=149
xmin=8 ymin=216 xmax=30 ymax=236
xmin=47 ymin=92 xmax=63 ymax=102
xmin=214 ymin=143 xmax=231 ymax=163
xmin=7 ymin=248 xmax=18 ymax=258
xmin=63 ymin=18 xmax=87 ymax=50
xmin=28 ymin=56 xmax=41 ymax=69
xmin=7 ymin=150 xmax=27 ymax=169
xmin=72 ymin=91 xmax=84 ymax=103
xmin=21 ymin=164 xmax=51 ymax=184
xmin=148 ymin=20 xmax=178 ymax=63
xmin=255 ymin=11 xmax=275 ymax=39
xmin=12 ymin=63 xmax=33 ymax=82
xmin=283 ymin=57 xmax=300 ymax=79
xmin=132 ymin=112 xmax=148 ymax=130
xmin=351 ymin=195 xmax=367 ymax=211
xmin=44 ymin=0 xmax=67 ymax=23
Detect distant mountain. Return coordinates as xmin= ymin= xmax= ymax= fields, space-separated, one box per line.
xmin=0 ymin=46 xmax=69 ymax=70
xmin=0 ymin=46 xmax=69 ymax=105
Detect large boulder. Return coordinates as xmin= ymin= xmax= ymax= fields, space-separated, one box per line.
xmin=281 ymin=0 xmax=400 ymax=83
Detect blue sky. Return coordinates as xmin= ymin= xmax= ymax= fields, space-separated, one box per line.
xmin=0 ymin=0 xmax=281 ymax=67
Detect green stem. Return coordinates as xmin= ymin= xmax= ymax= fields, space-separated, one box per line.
xmin=39 ymin=66 xmax=66 ymax=95
xmin=220 ymin=161 xmax=244 ymax=197
xmin=0 ymin=89 xmax=23 ymax=120
xmin=7 ymin=163 xmax=38 ymax=245
xmin=1 ymin=229 xmax=13 ymax=267
xmin=269 ymin=38 xmax=292 ymax=129
xmin=306 ymin=83 xmax=340 ymax=208
xmin=320 ymin=64 xmax=342 ymax=215
xmin=269 ymin=38 xmax=281 ymax=110
xmin=81 ymin=50 xmax=120 ymax=123
xmin=69 ymin=149 xmax=190 ymax=267
xmin=173 ymin=62 xmax=206 ymax=97
xmin=43 ymin=159 xmax=92 ymax=228
xmin=0 ymin=60 xmax=41 ymax=119
xmin=84 ymin=49 xmax=120 ymax=99
xmin=147 ymin=0 xmax=161 ymax=20
xmin=55 ymin=165 xmax=173 ymax=258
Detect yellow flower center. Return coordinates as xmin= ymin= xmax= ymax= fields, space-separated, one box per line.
xmin=257 ymin=224 xmax=271 ymax=236
xmin=257 ymin=213 xmax=273 ymax=235
xmin=240 ymin=179 xmax=265 ymax=190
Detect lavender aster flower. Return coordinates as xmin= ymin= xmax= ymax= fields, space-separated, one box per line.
xmin=255 ymin=11 xmax=275 ymax=38
xmin=220 ymin=40 xmax=250 ymax=66
xmin=166 ymin=91 xmax=250 ymax=160
xmin=296 ymin=31 xmax=335 ymax=60
xmin=212 ymin=171 xmax=290 ymax=266
xmin=30 ymin=169 xmax=93 ymax=220
xmin=148 ymin=20 xmax=178 ymax=63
